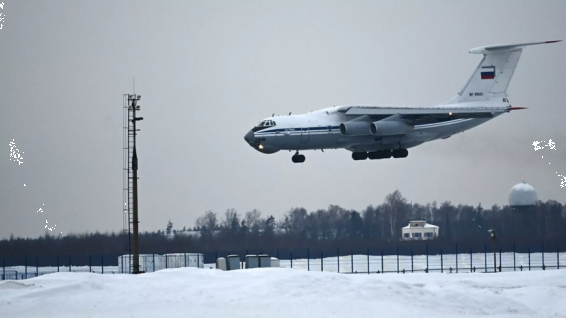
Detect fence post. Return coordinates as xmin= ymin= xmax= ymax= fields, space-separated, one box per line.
xmin=36 ymin=257 xmax=38 ymax=277
xmin=381 ymin=249 xmax=384 ymax=273
xmin=290 ymin=252 xmax=293 ymax=268
xmin=396 ymin=247 xmax=399 ymax=274
xmin=528 ymin=247 xmax=531 ymax=271
xmin=411 ymin=249 xmax=413 ymax=273
xmin=166 ymin=255 xmax=168 ymax=269
xmin=2 ymin=258 xmax=4 ymax=280
xmin=321 ymin=252 xmax=323 ymax=272
xmin=441 ymin=249 xmax=443 ymax=273
xmin=499 ymin=248 xmax=502 ymax=272
xmin=542 ymin=242 xmax=545 ymax=270
xmin=558 ymin=248 xmax=560 ymax=269
xmin=470 ymin=248 xmax=472 ymax=273
xmin=69 ymin=256 xmax=71 ymax=272
xmin=351 ymin=251 xmax=353 ymax=273
xmin=426 ymin=245 xmax=429 ymax=272
xmin=484 ymin=243 xmax=487 ymax=273
xmin=337 ymin=248 xmax=340 ymax=273
xmin=184 ymin=252 xmax=187 ymax=268
xmin=102 ymin=256 xmax=104 ymax=274
xmin=25 ymin=257 xmax=27 ymax=279
xmin=152 ymin=254 xmax=155 ymax=272
xmin=197 ymin=254 xmax=200 ymax=268
xmin=367 ymin=247 xmax=369 ymax=275
xmin=455 ymin=244 xmax=458 ymax=273
xmin=89 ymin=255 xmax=92 ymax=273
xmin=513 ymin=243 xmax=515 ymax=271
xmin=307 ymin=249 xmax=310 ymax=271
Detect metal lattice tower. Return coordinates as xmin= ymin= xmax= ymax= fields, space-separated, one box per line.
xmin=122 ymin=93 xmax=143 ymax=273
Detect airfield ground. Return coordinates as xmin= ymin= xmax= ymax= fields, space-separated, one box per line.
xmin=1 ymin=266 xmax=565 ymax=317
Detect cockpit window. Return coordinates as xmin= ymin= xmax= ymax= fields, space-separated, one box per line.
xmin=256 ymin=120 xmax=276 ymax=128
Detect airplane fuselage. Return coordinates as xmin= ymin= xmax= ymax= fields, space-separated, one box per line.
xmin=244 ymin=102 xmax=506 ymax=156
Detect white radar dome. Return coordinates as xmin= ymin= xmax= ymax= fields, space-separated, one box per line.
xmin=508 ymin=180 xmax=538 ymax=207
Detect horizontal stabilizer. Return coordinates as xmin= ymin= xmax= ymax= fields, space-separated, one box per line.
xmin=469 ymin=40 xmax=561 ymax=54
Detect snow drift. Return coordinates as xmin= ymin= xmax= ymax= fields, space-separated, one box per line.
xmin=1 ymin=267 xmax=565 ymax=317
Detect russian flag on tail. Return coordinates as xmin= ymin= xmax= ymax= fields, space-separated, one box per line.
xmin=481 ymin=66 xmax=495 ymax=80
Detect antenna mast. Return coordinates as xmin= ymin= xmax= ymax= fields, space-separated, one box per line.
xmin=123 ymin=92 xmax=144 ymax=274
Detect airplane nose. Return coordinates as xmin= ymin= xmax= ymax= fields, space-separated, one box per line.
xmin=244 ymin=130 xmax=254 ymax=144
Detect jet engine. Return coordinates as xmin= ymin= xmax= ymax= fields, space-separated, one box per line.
xmin=370 ymin=120 xmax=413 ymax=136
xmin=339 ymin=122 xmax=371 ymax=136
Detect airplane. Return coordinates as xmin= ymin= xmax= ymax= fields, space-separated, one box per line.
xmin=244 ymin=41 xmax=560 ymax=163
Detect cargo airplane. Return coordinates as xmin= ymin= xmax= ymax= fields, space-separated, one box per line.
xmin=244 ymin=41 xmax=560 ymax=163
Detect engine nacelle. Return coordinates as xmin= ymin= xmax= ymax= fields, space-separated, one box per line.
xmin=370 ymin=120 xmax=413 ymax=136
xmin=339 ymin=122 xmax=372 ymax=136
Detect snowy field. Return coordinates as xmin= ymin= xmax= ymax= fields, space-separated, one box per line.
xmin=1 ymin=267 xmax=565 ymax=317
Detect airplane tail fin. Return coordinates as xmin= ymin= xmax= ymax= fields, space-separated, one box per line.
xmin=451 ymin=40 xmax=560 ymax=104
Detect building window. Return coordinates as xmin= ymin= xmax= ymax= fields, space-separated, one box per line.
xmin=403 ymin=233 xmax=409 ymax=238
xmin=424 ymin=232 xmax=433 ymax=238
xmin=413 ymin=233 xmax=422 ymax=238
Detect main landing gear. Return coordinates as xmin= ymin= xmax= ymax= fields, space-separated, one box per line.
xmin=292 ymin=151 xmax=306 ymax=163
xmin=352 ymin=149 xmax=408 ymax=161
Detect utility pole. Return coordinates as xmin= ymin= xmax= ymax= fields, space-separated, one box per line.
xmin=488 ymin=229 xmax=497 ymax=273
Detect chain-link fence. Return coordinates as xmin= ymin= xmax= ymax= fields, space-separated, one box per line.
xmin=2 ymin=243 xmax=564 ymax=280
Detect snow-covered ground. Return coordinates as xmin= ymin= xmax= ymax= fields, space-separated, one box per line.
xmin=1 ymin=267 xmax=565 ymax=317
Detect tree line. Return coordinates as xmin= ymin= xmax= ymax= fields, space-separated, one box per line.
xmin=1 ymin=190 xmax=564 ymax=260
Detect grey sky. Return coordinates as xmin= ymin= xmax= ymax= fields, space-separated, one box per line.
xmin=1 ymin=1 xmax=565 ymax=239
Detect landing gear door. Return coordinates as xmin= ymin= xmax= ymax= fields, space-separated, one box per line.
xmin=300 ymin=128 xmax=309 ymax=143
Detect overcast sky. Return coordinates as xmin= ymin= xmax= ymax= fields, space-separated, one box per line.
xmin=1 ymin=0 xmax=565 ymax=239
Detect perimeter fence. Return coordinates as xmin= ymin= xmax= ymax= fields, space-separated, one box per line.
xmin=1 ymin=242 xmax=564 ymax=280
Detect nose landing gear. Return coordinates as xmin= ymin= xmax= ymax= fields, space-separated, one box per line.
xmin=292 ymin=151 xmax=305 ymax=163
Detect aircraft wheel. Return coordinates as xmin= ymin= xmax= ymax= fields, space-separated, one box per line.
xmin=292 ymin=154 xmax=305 ymax=163
xmin=381 ymin=149 xmax=392 ymax=159
xmin=352 ymin=152 xmax=368 ymax=161
xmin=368 ymin=151 xmax=380 ymax=160
xmin=392 ymin=149 xmax=408 ymax=158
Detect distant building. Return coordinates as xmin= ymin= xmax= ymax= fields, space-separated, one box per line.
xmin=402 ymin=221 xmax=439 ymax=240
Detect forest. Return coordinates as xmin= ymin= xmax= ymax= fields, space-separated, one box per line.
xmin=1 ymin=191 xmax=564 ymax=261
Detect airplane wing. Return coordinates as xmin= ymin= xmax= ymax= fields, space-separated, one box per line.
xmin=337 ymin=105 xmax=524 ymax=120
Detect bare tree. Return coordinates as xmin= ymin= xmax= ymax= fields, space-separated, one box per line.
xmin=384 ymin=190 xmax=408 ymax=239
xmin=195 ymin=210 xmax=217 ymax=231
xmin=245 ymin=209 xmax=263 ymax=230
